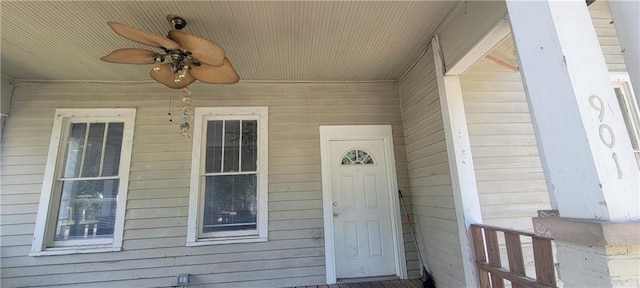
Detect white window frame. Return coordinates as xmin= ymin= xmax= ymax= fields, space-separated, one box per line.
xmin=187 ymin=107 xmax=268 ymax=246
xmin=610 ymin=73 xmax=640 ymax=163
xmin=30 ymin=108 xmax=136 ymax=256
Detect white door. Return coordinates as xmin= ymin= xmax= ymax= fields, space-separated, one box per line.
xmin=330 ymin=139 xmax=396 ymax=279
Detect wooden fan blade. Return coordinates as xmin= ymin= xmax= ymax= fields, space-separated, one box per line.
xmin=190 ymin=58 xmax=240 ymax=84
xmin=168 ymin=30 xmax=225 ymax=67
xmin=101 ymin=48 xmax=158 ymax=64
xmin=149 ymin=63 xmax=196 ymax=89
xmin=108 ymin=21 xmax=180 ymax=50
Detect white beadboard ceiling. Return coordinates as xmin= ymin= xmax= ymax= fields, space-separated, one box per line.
xmin=1 ymin=1 xmax=457 ymax=82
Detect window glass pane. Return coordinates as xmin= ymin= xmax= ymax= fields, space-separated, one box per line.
xmin=241 ymin=120 xmax=258 ymax=172
xmin=62 ymin=123 xmax=87 ymax=178
xmin=81 ymin=123 xmax=106 ymax=177
xmin=205 ymin=121 xmax=223 ymax=173
xmin=101 ymin=123 xmax=124 ymax=177
xmin=223 ymin=120 xmax=240 ymax=172
xmin=341 ymin=149 xmax=375 ymax=165
xmin=346 ymin=150 xmax=357 ymax=163
xmin=54 ymin=179 xmax=119 ymax=241
xmin=615 ymin=87 xmax=640 ymax=150
xmin=202 ymin=174 xmax=257 ymax=233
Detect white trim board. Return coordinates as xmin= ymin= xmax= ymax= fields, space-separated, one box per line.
xmin=445 ymin=17 xmax=511 ymax=76
xmin=319 ymin=125 xmax=407 ymax=284
xmin=428 ymin=11 xmax=514 ymax=285
xmin=432 ymin=35 xmax=484 ymax=287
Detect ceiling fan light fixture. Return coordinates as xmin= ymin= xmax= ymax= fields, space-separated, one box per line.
xmin=179 ymin=66 xmax=189 ymax=78
xmin=102 ymin=17 xmax=239 ymax=89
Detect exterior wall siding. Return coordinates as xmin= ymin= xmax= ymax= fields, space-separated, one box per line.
xmin=0 ymin=81 xmax=417 ymax=287
xmin=460 ymin=58 xmax=551 ymax=231
xmin=590 ymin=0 xmax=628 ymax=73
xmin=460 ymin=58 xmax=550 ymax=280
xmin=398 ymin=47 xmax=466 ymax=288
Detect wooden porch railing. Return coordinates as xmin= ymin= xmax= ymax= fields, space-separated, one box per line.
xmin=470 ymin=224 xmax=557 ymax=288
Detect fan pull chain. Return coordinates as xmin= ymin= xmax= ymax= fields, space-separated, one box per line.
xmin=168 ymin=91 xmax=174 ymax=122
xmin=179 ymin=86 xmax=192 ymax=138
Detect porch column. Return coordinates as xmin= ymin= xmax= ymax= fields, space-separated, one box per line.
xmin=506 ymin=0 xmax=640 ymax=287
xmin=608 ymin=0 xmax=640 ymax=103
xmin=432 ymin=36 xmax=483 ymax=288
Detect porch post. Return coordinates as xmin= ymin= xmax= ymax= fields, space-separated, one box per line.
xmin=608 ymin=0 xmax=640 ymax=104
xmin=506 ymin=0 xmax=640 ymax=287
xmin=432 ymin=35 xmax=483 ymax=288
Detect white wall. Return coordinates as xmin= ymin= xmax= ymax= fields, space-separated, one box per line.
xmin=399 ymin=46 xmax=467 ymax=288
xmin=0 ymin=80 xmax=417 ymax=287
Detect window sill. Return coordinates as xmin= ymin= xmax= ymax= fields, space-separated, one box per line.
xmin=186 ymin=236 xmax=268 ymax=246
xmin=29 ymin=246 xmax=121 ymax=256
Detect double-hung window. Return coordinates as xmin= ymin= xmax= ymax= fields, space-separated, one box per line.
xmin=187 ymin=107 xmax=268 ymax=245
xmin=31 ymin=109 xmax=135 ymax=255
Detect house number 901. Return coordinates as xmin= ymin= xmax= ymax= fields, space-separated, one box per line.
xmin=589 ymin=95 xmax=623 ymax=178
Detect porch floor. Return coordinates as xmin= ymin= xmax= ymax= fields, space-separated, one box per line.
xmin=294 ymin=278 xmax=423 ymax=288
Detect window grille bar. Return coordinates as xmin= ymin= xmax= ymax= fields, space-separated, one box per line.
xmin=59 ymin=176 xmax=120 ymax=181
xmin=98 ymin=122 xmax=108 ymax=177
xmin=78 ymin=122 xmax=90 ymax=178
xmin=203 ymin=222 xmax=257 ymax=228
xmin=239 ymin=120 xmax=243 ymax=173
xmin=202 ymin=171 xmax=258 ymax=176
xmin=220 ymin=120 xmax=226 ymax=173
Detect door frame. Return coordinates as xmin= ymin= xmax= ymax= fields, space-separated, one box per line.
xmin=319 ymin=125 xmax=407 ymax=284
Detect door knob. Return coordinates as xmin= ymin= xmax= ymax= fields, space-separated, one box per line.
xmin=333 ymin=212 xmax=339 ymax=217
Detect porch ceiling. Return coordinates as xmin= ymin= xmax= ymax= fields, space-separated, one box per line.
xmin=0 ymin=1 xmax=457 ymax=82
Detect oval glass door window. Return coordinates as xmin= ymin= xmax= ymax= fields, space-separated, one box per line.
xmin=341 ymin=149 xmax=375 ymax=165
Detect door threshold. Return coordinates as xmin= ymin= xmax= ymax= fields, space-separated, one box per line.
xmin=337 ymin=275 xmax=398 ymax=283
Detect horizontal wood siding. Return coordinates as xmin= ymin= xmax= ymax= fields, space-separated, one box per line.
xmin=0 ymin=81 xmax=417 ymax=287
xmin=589 ymin=0 xmax=628 ymax=72
xmin=460 ymin=58 xmax=551 ymax=232
xmin=399 ymin=47 xmax=466 ymax=288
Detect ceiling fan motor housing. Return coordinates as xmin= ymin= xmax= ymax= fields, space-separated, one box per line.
xmin=167 ymin=14 xmax=187 ymax=30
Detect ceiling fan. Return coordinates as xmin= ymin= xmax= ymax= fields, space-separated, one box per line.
xmin=101 ymin=15 xmax=239 ymax=89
